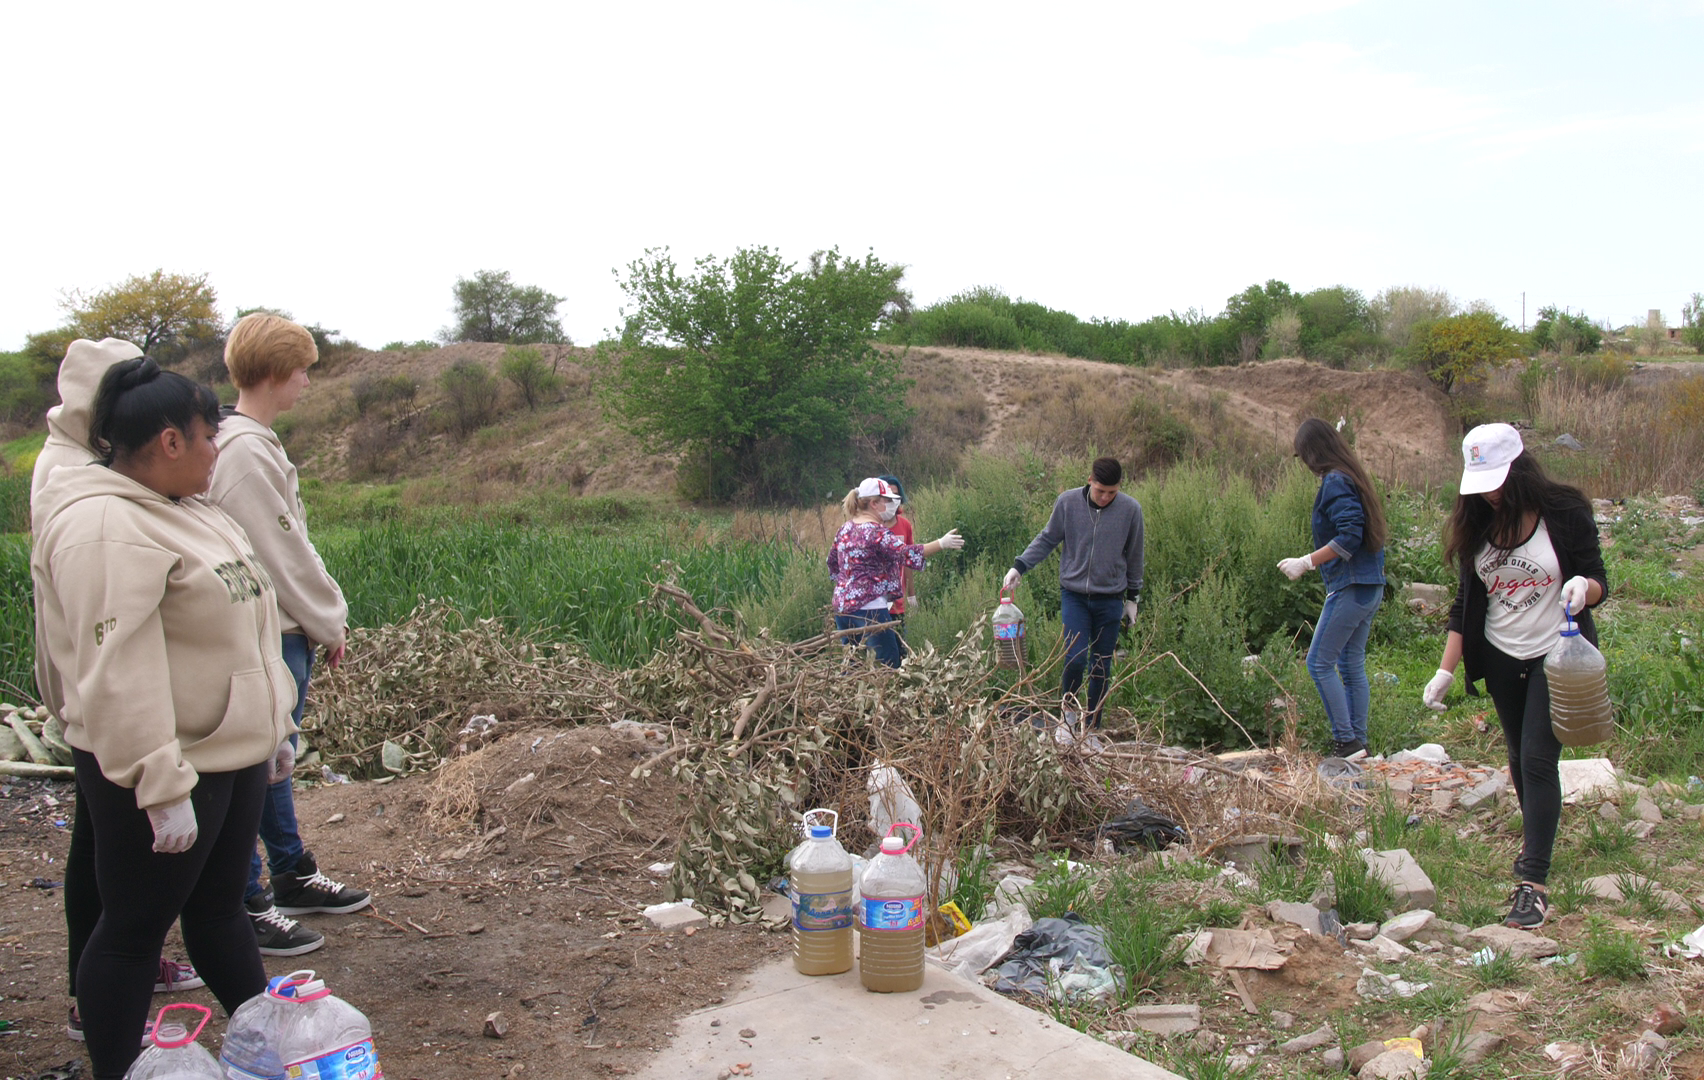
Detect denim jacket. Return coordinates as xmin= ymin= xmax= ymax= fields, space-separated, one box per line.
xmin=1312 ymin=470 xmax=1385 ymax=591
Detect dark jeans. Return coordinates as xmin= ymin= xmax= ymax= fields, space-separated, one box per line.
xmin=246 ymin=633 xmax=312 ymax=897
xmin=1480 ymin=643 xmax=1564 ymax=886
xmin=1306 ymin=584 xmax=1383 ymax=744
xmin=1061 ymin=590 xmax=1123 ymax=726
xmin=73 ymin=749 xmax=268 ymax=1079
xmin=836 ymin=610 xmax=903 ymax=668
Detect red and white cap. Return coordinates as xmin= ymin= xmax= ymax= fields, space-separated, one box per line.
xmin=1459 ymin=423 xmax=1523 ymax=495
xmin=856 ymin=477 xmax=901 ymax=500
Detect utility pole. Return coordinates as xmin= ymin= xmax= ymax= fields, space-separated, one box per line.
xmin=1522 ymin=292 xmax=1526 ymax=332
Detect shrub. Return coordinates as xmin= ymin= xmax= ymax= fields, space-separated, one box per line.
xmin=1409 ymin=311 xmax=1523 ymax=394
xmin=0 ymin=351 xmax=54 ymax=423
xmin=380 ymin=340 xmax=439 ymax=352
xmin=498 ymin=346 xmax=565 ymax=409
xmin=1580 ymin=915 xmax=1646 ymax=979
xmin=437 ymin=360 xmax=501 ymax=436
xmin=1682 ymin=293 xmax=1704 ymax=352
xmin=1530 ymin=305 xmax=1603 ymax=355
xmin=351 ymin=374 xmax=421 ymax=415
xmin=1261 ymin=308 xmax=1301 ymax=359
xmin=1371 ymin=285 xmax=1455 ymax=351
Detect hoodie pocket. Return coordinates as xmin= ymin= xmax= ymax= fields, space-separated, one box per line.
xmin=179 ymin=665 xmax=290 ymax=768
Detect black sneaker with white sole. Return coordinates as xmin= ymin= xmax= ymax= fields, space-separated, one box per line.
xmin=270 ymin=851 xmax=371 ymax=915
xmin=246 ymin=889 xmax=325 ymax=956
xmin=1503 ymin=882 xmax=1550 ymax=929
xmin=1330 ymin=738 xmax=1368 ymax=761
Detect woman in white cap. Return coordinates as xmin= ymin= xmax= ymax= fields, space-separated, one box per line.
xmin=827 ymin=477 xmax=963 ymax=667
xmin=1423 ymin=423 xmax=1607 ymax=930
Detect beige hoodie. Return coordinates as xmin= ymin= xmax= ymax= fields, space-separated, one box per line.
xmin=207 ymin=410 xmax=348 ymax=648
xmin=29 ymin=337 xmax=143 ymax=528
xmin=31 ymin=464 xmax=296 ymax=810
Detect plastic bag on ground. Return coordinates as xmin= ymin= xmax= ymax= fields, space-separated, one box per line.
xmin=928 ymin=905 xmax=1034 ymax=980
xmin=867 ymin=762 xmax=923 ymax=843
xmin=1096 ymin=799 xmax=1187 ymax=853
xmin=989 ymin=913 xmax=1123 ymax=1001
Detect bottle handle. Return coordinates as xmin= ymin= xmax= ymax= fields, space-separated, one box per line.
xmin=802 ymin=807 xmax=839 ymax=837
xmin=998 ymin=587 xmax=1014 ymax=603
xmin=885 ymin=821 xmax=921 ymax=854
xmin=149 ymin=1002 xmax=212 ymax=1049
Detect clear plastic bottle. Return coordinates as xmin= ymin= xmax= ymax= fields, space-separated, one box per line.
xmin=271 ymin=973 xmax=382 ymax=1080
xmin=859 ymin=828 xmax=926 ymax=993
xmin=221 ymin=975 xmax=302 ymax=1080
xmin=125 ymin=1004 xmax=222 ymax=1080
xmin=1545 ymin=624 xmax=1613 ymax=746
xmin=791 ymin=823 xmax=854 ymax=975
xmin=993 ymin=591 xmax=1026 ymax=670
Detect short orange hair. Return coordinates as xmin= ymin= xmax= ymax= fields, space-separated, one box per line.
xmin=224 ymin=314 xmax=318 ymax=389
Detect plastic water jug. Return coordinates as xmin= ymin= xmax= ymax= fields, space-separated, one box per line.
xmin=993 ymin=591 xmax=1026 ymax=669
xmin=1545 ymin=622 xmax=1613 ymax=746
xmin=790 ymin=810 xmax=854 ymax=976
xmin=221 ymin=974 xmax=301 ymax=1080
xmin=271 ymin=972 xmax=382 ymax=1080
xmin=125 ymin=1004 xmax=221 ymax=1080
xmin=859 ymin=824 xmax=926 ymax=993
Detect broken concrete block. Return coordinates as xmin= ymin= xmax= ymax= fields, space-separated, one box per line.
xmin=1346 ymin=921 xmax=1379 ymax=940
xmin=1379 ymin=909 xmax=1434 ymax=943
xmin=642 ymin=899 xmax=708 ymax=931
xmin=1360 ymin=1049 xmax=1426 ymax=1079
xmin=1278 ymin=1024 xmax=1336 ymax=1055
xmin=1679 ymin=803 xmax=1704 ymax=821
xmin=1322 ymin=1047 xmax=1345 ymax=1070
xmin=1121 ymin=1004 xmax=1201 ymax=1035
xmin=1385 ymin=778 xmax=1414 ymax=797
xmin=1363 ymin=849 xmax=1436 ymax=911
xmin=1458 ymin=772 xmax=1509 ymax=811
xmin=1269 ymin=1010 xmax=1295 ymax=1030
xmin=1559 ymin=758 xmax=1619 ymax=803
xmin=1346 ymin=1040 xmax=1391 ymax=1072
xmin=1456 ymin=1031 xmax=1505 ymax=1065
xmin=1580 ymin=874 xmax=1690 ymax=912
xmin=1356 ymin=968 xmax=1429 ymax=1000
xmin=1631 ymin=796 xmax=1663 ymax=824
xmin=1464 ymin=924 xmax=1559 ymax=960
xmin=1626 ymin=819 xmax=1657 ymax=839
xmin=1429 ymin=788 xmax=1454 ymax=813
xmin=1215 ymin=833 xmax=1304 ymax=871
xmin=1265 ymin=900 xmax=1324 ymax=934
xmin=1351 ymin=935 xmax=1413 ymax=963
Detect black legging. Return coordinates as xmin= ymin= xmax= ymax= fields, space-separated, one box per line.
xmin=65 ymin=791 xmax=98 ymax=997
xmin=72 ymin=749 xmax=269 ymax=1079
xmin=1479 ymin=644 xmax=1564 ymax=887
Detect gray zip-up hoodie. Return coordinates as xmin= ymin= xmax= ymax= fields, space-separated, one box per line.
xmin=1012 ymin=486 xmax=1144 ymax=598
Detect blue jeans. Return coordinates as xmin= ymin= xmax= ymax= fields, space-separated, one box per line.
xmin=1306 ymin=584 xmax=1382 ymax=744
xmin=245 ymin=634 xmax=311 ymax=899
xmin=836 ymin=611 xmax=903 ymax=668
xmin=1061 ymin=590 xmax=1123 ymax=726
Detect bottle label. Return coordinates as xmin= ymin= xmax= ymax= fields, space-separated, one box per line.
xmin=223 ymin=1063 xmax=276 ymax=1080
xmin=994 ymin=621 xmax=1023 ymax=640
xmin=284 ymin=1038 xmax=383 ymax=1079
xmin=793 ymin=888 xmax=853 ymax=932
xmin=862 ymin=895 xmax=924 ymax=931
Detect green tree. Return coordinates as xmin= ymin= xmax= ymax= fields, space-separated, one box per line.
xmin=609 ymin=246 xmax=911 ymax=504
xmin=1411 ymin=311 xmax=1523 ymax=394
xmin=443 ymin=270 xmax=568 ymax=345
xmin=60 ymin=270 xmax=221 ymax=359
xmin=1371 ymin=285 xmax=1455 ymax=350
xmin=1296 ymin=285 xmax=1375 ymax=364
xmin=0 ymin=350 xmax=55 ymax=422
xmin=438 ymin=359 xmax=501 ymax=436
xmin=498 ymin=346 xmax=564 ymax=409
xmin=1530 ymin=305 xmax=1602 ymax=355
xmin=1223 ymin=279 xmax=1297 ymax=360
xmin=1680 ymin=293 xmax=1704 ymax=352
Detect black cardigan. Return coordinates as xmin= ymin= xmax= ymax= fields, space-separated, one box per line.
xmin=1446 ymin=501 xmax=1609 ymax=690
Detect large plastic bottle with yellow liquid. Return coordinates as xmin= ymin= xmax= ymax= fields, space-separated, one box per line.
xmin=858 ymin=826 xmax=926 ymax=992
xmin=791 ymin=823 xmax=854 ymax=975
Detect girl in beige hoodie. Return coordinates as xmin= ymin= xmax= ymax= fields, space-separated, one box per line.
xmin=31 ymin=357 xmax=293 ymax=1079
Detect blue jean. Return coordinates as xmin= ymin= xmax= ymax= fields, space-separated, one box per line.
xmin=245 ymin=634 xmax=311 ymax=899
xmin=1061 ymin=590 xmax=1123 ymax=726
xmin=1306 ymin=584 xmax=1382 ymax=744
xmin=836 ymin=611 xmax=903 ymax=668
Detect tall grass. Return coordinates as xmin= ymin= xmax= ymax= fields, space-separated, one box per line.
xmin=0 ymin=536 xmax=31 ymax=702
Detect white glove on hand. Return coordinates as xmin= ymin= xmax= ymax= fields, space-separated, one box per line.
xmin=1560 ymin=575 xmax=1591 ymax=616
xmin=1277 ymin=555 xmax=1314 ymax=581
xmin=905 ymin=595 xmax=917 ymax=611
xmin=1122 ymin=599 xmax=1140 ymax=625
xmin=936 ymin=529 xmax=964 ymax=551
xmin=147 ymin=798 xmax=198 ymax=854
xmin=269 ymin=739 xmax=296 ymax=785
xmin=1422 ymin=669 xmax=1454 ymax=713
xmin=1001 ymin=568 xmax=1021 ymax=592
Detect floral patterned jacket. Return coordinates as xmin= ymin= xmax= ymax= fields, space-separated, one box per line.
xmin=827 ymin=521 xmax=925 ymax=614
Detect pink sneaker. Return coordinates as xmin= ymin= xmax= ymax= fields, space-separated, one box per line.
xmin=67 ymin=1005 xmax=156 ymax=1045
xmin=154 ymin=958 xmax=205 ymax=993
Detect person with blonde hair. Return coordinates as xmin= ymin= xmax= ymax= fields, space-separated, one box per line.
xmin=827 ymin=477 xmax=963 ymax=667
xmin=208 ymin=313 xmax=369 ymax=958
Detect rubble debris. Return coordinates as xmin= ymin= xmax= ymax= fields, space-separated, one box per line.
xmin=1362 ymin=849 xmax=1436 ymax=911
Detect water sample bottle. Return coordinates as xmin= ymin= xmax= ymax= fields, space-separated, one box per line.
xmin=125 ymin=1003 xmax=222 ymax=1080
xmin=859 ymin=826 xmax=926 ymax=993
xmin=993 ymin=590 xmax=1026 ymax=670
xmin=271 ymin=972 xmax=383 ymax=1080
xmin=791 ymin=821 xmax=854 ymax=975
xmin=221 ymin=974 xmax=303 ymax=1080
xmin=1545 ymin=623 xmax=1613 ymax=746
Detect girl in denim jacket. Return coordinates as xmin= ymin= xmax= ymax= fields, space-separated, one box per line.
xmin=1278 ymin=419 xmax=1388 ymax=759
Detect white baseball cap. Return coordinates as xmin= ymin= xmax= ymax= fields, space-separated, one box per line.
xmin=1459 ymin=423 xmax=1523 ymax=495
xmin=856 ymin=477 xmax=901 ymax=500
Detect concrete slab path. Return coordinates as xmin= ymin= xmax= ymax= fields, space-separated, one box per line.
xmin=633 ymin=958 xmax=1185 ymax=1080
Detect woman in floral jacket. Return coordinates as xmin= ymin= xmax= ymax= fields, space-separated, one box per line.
xmin=827 ymin=477 xmax=963 ymax=667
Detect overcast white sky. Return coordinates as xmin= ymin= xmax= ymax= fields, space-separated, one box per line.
xmin=4 ymin=0 xmax=1701 ymax=350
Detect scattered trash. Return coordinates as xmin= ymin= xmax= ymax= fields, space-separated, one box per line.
xmin=928 ymin=905 xmax=1033 ymax=979
xmin=28 ymin=877 xmax=63 ymax=890
xmin=1356 ymin=968 xmax=1430 ymax=1000
xmin=866 ymin=763 xmax=923 ymax=843
xmin=319 ymin=765 xmax=351 ymax=785
xmin=989 ymin=914 xmax=1123 ymax=1001
xmin=1095 ymin=800 xmax=1186 ymax=853
xmin=1386 ymin=744 xmax=1449 ymax=766
xmin=1204 ymin=928 xmax=1289 ymax=970
xmin=1662 ymin=924 xmax=1704 ymax=959
xmin=1537 ymin=953 xmax=1578 ymax=967
xmin=1372 ymin=672 xmax=1399 ymax=686
xmin=1317 ymin=757 xmax=1365 ymax=789
xmin=459 ymin=714 xmax=499 ymax=736
xmin=1469 ymin=946 xmax=1496 ymax=966
xmin=1558 ymin=758 xmax=1620 ymax=803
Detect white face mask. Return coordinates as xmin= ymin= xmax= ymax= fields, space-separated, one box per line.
xmin=879 ymin=499 xmax=899 ymax=522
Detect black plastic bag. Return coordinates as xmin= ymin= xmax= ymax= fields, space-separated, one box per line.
xmin=1095 ymin=799 xmax=1187 ymax=853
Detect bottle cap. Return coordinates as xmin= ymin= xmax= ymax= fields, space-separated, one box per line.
xmin=1559 ymin=627 xmax=1580 ymax=637
xmin=810 ymin=825 xmax=833 ymax=838
xmin=881 ymin=836 xmax=906 ymax=853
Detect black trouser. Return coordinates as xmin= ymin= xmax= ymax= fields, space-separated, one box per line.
xmin=72 ymin=749 xmax=269 ymax=1079
xmin=1479 ymin=644 xmax=1563 ymax=887
xmin=65 ymin=790 xmax=99 ymax=997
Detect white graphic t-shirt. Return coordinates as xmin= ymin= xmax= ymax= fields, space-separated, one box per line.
xmin=1478 ymin=520 xmax=1565 ymax=660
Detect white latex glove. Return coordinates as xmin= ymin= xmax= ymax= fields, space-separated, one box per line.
xmin=1122 ymin=599 xmax=1140 ymax=625
xmin=1002 ymin=568 xmax=1022 ymax=592
xmin=1277 ymin=555 xmax=1314 ymax=581
xmin=269 ymin=739 xmax=296 ymax=785
xmin=936 ymin=529 xmax=964 ymax=551
xmin=1422 ymin=669 xmax=1454 ymax=713
xmin=147 ymin=798 xmax=198 ymax=854
xmin=905 ymin=595 xmax=917 ymax=610
xmin=1560 ymin=575 xmax=1591 ymax=616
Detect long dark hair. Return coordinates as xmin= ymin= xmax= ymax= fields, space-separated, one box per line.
xmin=89 ymin=357 xmax=221 ymax=465
xmin=1443 ymin=451 xmax=1590 ymax=568
xmin=1293 ymin=418 xmax=1387 ymax=552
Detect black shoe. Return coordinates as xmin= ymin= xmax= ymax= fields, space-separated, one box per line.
xmin=246 ymin=889 xmax=326 ymax=956
xmin=271 ymin=851 xmax=371 ymax=915
xmin=1330 ymin=738 xmax=1368 ymax=761
xmin=1504 ymin=883 xmax=1550 ymax=929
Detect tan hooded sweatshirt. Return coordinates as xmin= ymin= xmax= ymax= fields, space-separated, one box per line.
xmin=29 ymin=337 xmax=142 ymax=528
xmin=207 ymin=410 xmax=348 ymax=648
xmin=31 ymin=465 xmax=296 ymax=810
